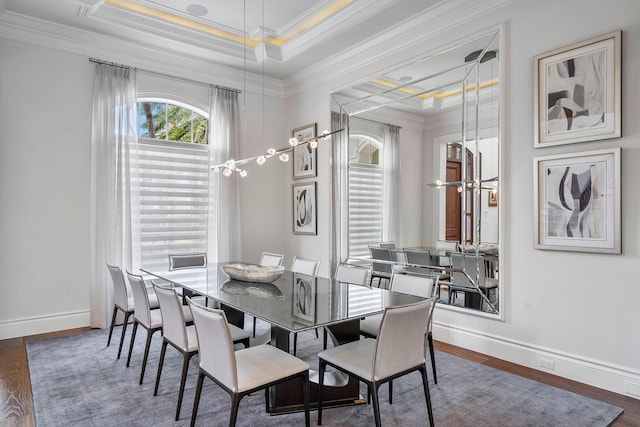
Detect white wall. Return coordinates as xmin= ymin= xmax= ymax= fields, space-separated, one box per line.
xmin=283 ymin=0 xmax=640 ymax=396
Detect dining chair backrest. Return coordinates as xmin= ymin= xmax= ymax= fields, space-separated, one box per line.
xmin=369 ymin=246 xmax=393 ymax=274
xmin=373 ymin=299 xmax=434 ymax=380
xmin=435 ymin=240 xmax=458 ymax=267
xmin=127 ymin=271 xmax=153 ymax=328
xmin=291 ymin=257 xmax=320 ymax=276
xmin=451 ymin=253 xmax=487 ymax=289
xmin=260 ymin=252 xmax=284 ymax=267
xmin=169 ymin=253 xmax=207 ymax=271
xmin=188 ymin=300 xmax=238 ymax=392
xmin=404 ymin=249 xmax=431 ymax=267
xmin=334 ymin=263 xmax=369 ymax=286
xmin=154 ymin=285 xmax=190 ymax=350
xmin=107 ymin=264 xmax=129 ymax=310
xmin=390 ymin=271 xmax=434 ymax=298
xmin=378 ymin=241 xmax=396 ymax=249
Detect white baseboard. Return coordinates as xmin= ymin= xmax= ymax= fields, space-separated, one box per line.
xmin=434 ymin=322 xmax=640 ymax=400
xmin=0 ymin=310 xmax=91 ymax=340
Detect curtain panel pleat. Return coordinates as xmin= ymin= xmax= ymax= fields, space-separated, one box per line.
xmin=208 ymin=88 xmax=241 ymax=263
xmin=89 ymin=64 xmax=140 ymax=328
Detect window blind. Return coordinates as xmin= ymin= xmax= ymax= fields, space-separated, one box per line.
xmin=348 ymin=163 xmax=383 ymax=259
xmin=132 ymin=138 xmax=210 ymax=271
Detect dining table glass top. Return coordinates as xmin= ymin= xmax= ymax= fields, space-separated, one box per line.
xmin=141 ymin=262 xmax=425 ymax=333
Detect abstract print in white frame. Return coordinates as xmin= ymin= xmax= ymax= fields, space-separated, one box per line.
xmin=534 ymin=148 xmax=620 ymax=253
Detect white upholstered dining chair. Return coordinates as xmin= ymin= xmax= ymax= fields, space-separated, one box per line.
xmin=251 ymin=252 xmax=286 ymax=337
xmin=290 ymin=257 xmax=321 ymax=355
xmin=318 ymin=299 xmax=435 ymax=427
xmin=187 ymin=298 xmax=311 ymax=427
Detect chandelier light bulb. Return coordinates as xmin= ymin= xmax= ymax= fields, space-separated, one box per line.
xmin=227 ymin=159 xmax=236 ymax=171
xmin=239 ymin=170 xmax=248 ymax=178
xmin=457 ymin=186 xmax=462 ymax=193
xmin=309 ymin=140 xmax=318 ymax=149
xmin=321 ymin=130 xmax=331 ymax=139
xmin=256 ymin=155 xmax=266 ymax=165
xmin=267 ymin=148 xmax=276 ymax=156
xmin=289 ymin=137 xmax=299 ymax=147
xmin=212 ymin=166 xmax=220 ymax=173
xmin=223 ymin=168 xmax=233 ymax=177
xmin=279 ymin=152 xmax=289 ymax=162
xmin=436 ymin=179 xmax=442 ymax=186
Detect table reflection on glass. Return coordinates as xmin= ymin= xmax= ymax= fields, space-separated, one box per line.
xmin=142 ymin=262 xmax=424 ymax=414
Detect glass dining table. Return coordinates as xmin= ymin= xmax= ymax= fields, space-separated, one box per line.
xmin=142 ymin=262 xmax=425 ymax=414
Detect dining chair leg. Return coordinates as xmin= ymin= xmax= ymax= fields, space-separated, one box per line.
xmin=175 ymin=352 xmax=195 ymax=421
xmin=317 ymin=360 xmax=326 ymax=425
xmin=420 ymin=366 xmax=435 ymax=427
xmin=117 ymin=311 xmax=132 ymax=359
xmin=264 ymin=387 xmax=269 ymax=413
xmin=371 ymin=382 xmax=382 ymax=427
xmin=388 ymin=380 xmax=393 ymax=404
xmin=126 ymin=321 xmax=139 ymax=367
xmin=229 ymin=393 xmax=241 ymax=427
xmin=139 ymin=328 xmax=157 ymax=384
xmin=252 ymin=317 xmax=257 ymax=338
xmin=107 ymin=306 xmax=118 ymax=347
xmin=302 ymin=371 xmax=310 ymax=427
xmin=154 ymin=340 xmax=168 ymax=396
xmin=293 ymin=333 xmax=298 ymax=356
xmin=190 ymin=371 xmax=205 ymax=427
xmin=428 ymin=332 xmax=437 ymax=384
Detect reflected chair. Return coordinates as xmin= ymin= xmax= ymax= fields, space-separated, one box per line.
xmin=106 ymin=264 xmax=158 ymax=359
xmin=188 ymin=299 xmax=310 ymax=427
xmin=368 ymin=246 xmax=393 ymax=288
xmin=435 ymin=240 xmax=459 ymax=268
xmin=260 ymin=252 xmax=284 ymax=267
xmin=360 ymin=271 xmax=438 ymax=384
xmin=291 ymin=257 xmax=321 ymax=355
xmin=334 ymin=263 xmax=369 ymax=287
xmin=252 ymin=252 xmax=285 ymax=337
xmin=378 ymin=241 xmax=396 ymax=249
xmin=318 ymin=299 xmax=435 ymax=427
xmin=450 ymin=253 xmax=498 ymax=311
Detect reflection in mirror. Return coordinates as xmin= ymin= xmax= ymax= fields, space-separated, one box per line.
xmin=331 ymin=28 xmax=501 ymax=316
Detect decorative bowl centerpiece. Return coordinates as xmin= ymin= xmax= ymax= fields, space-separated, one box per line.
xmin=221 ymin=263 xmax=285 ymax=283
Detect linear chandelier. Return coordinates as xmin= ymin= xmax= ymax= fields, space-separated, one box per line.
xmin=211 ymin=128 xmax=343 ymax=177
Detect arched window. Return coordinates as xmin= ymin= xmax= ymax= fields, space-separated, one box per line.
xmin=348 ymin=135 xmax=383 ymax=259
xmin=133 ymin=98 xmax=210 ymax=270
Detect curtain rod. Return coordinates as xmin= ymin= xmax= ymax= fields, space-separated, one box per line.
xmin=350 ymin=115 xmax=402 ymax=129
xmin=88 ymin=57 xmax=242 ymax=93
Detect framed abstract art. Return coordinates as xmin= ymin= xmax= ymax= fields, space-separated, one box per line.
xmin=533 ymin=148 xmax=620 ymax=253
xmin=533 ymin=31 xmax=621 ymax=147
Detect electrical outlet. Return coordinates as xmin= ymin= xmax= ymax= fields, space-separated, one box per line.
xmin=539 ymin=358 xmax=555 ymax=370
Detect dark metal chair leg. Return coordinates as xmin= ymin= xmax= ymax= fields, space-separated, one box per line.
xmin=302 ymin=372 xmax=310 ymax=427
xmin=252 ymin=317 xmax=257 ymax=338
xmin=318 ymin=360 xmax=326 ymax=425
xmin=371 ymin=382 xmax=382 ymax=427
xmin=117 ymin=311 xmax=132 ymax=359
xmin=175 ymin=352 xmax=194 ymax=421
xmin=428 ymin=332 xmax=437 ymax=384
xmin=126 ymin=321 xmax=138 ymax=367
xmin=154 ymin=340 xmax=168 ymax=396
xmin=190 ymin=371 xmax=205 ymax=427
xmin=229 ymin=393 xmax=241 ymax=427
xmin=139 ymin=328 xmax=155 ymax=384
xmin=107 ymin=306 xmax=118 ymax=347
xmin=293 ymin=333 xmax=298 ymax=355
xmin=420 ymin=366 xmax=435 ymax=427
xmin=389 ymin=380 xmax=393 ymax=404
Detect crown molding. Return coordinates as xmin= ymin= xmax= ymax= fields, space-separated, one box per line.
xmin=285 ymin=0 xmax=513 ymax=98
xmin=0 ymin=11 xmax=285 ymax=97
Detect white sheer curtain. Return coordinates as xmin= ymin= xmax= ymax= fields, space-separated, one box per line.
xmin=208 ymin=87 xmax=242 ymax=262
xmin=89 ymin=64 xmax=140 ymax=328
xmin=382 ymin=124 xmax=400 ymax=244
xmin=330 ymin=110 xmax=349 ymax=273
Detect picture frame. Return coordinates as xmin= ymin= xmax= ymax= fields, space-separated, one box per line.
xmin=292 ymin=273 xmax=316 ymax=324
xmin=533 ymin=148 xmax=620 ymax=254
xmin=292 ymin=123 xmax=317 ymax=178
xmin=533 ymin=31 xmax=621 ymax=148
xmin=292 ymin=182 xmax=317 ymax=235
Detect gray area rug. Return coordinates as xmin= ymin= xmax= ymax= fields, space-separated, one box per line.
xmin=27 ymin=324 xmax=622 ymax=426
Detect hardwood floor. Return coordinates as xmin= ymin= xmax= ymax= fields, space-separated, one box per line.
xmin=0 ymin=328 xmax=638 ymax=426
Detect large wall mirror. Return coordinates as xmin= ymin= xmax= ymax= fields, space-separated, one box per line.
xmin=330 ymin=27 xmax=503 ymax=318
